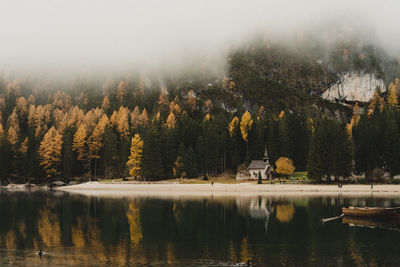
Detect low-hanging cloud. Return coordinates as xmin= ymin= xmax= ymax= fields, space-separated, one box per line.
xmin=0 ymin=0 xmax=399 ymax=74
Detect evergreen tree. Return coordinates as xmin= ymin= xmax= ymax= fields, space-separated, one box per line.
xmin=62 ymin=127 xmax=74 ymax=179
xmin=228 ymin=116 xmax=242 ymax=170
xmin=383 ymin=111 xmax=400 ymax=177
xmin=173 ymin=142 xmax=185 ymax=178
xmin=0 ymin=124 xmax=8 ymax=182
xmin=88 ymin=115 xmax=108 ymax=177
xmin=73 ymin=123 xmax=88 ymax=175
xmin=102 ymin=126 xmax=118 ymax=178
xmin=142 ymin=126 xmax=164 ymax=180
xmin=184 ymin=145 xmax=198 ymax=178
xmin=248 ymin=118 xmax=265 ymax=161
xmin=286 ymin=113 xmax=311 ymax=171
xmin=307 ymin=118 xmax=352 ymax=181
xmin=332 ymin=122 xmax=352 ymax=180
xmin=354 ymin=113 xmax=382 ymax=180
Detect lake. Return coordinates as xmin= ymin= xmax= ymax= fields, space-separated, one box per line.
xmin=1 ymin=189 xmax=400 ymax=266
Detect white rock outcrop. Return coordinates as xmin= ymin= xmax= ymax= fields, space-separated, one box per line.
xmin=322 ymin=72 xmax=386 ymax=102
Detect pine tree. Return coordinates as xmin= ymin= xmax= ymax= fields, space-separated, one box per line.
xmin=173 ymin=142 xmax=185 ymax=178
xmin=248 ymin=118 xmax=264 ymax=160
xmin=103 ymin=126 xmax=118 ymax=178
xmin=307 ymin=119 xmax=351 ymax=181
xmin=73 ymin=123 xmax=88 ymax=175
xmin=38 ymin=127 xmax=63 ymax=178
xmin=286 ymin=113 xmax=311 ymax=171
xmin=88 ymin=115 xmax=108 ymax=177
xmin=62 ymin=127 xmax=74 ymax=179
xmin=332 ymin=122 xmax=352 ymax=180
xmin=18 ymin=137 xmax=29 ymax=175
xmin=126 ymin=133 xmax=144 ymax=178
xmin=353 ymin=113 xmax=382 ymax=181
xmin=142 ymin=127 xmax=164 ymax=180
xmin=383 ymin=111 xmax=400 ymax=177
xmin=184 ymin=145 xmax=198 ymax=178
xmin=228 ymin=116 xmax=241 ymax=170
xmin=0 ymin=124 xmax=8 ymax=181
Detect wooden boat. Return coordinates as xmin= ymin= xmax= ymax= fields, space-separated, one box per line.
xmin=342 ymin=206 xmax=400 ymax=218
xmin=342 ymin=216 xmax=400 ymax=231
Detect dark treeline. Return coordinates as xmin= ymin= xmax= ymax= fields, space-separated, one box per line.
xmin=0 ymin=76 xmax=398 ymax=182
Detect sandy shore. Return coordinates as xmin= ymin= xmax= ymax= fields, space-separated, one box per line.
xmin=56 ymin=182 xmax=400 ymax=198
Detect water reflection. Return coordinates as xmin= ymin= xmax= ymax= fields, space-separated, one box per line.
xmin=1 ymin=190 xmax=400 ymax=266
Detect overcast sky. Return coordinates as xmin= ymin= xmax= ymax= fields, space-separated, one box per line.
xmin=0 ymin=0 xmax=398 ymax=72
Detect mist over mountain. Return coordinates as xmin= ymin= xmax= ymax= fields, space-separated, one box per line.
xmin=1 ymin=0 xmax=400 ymax=74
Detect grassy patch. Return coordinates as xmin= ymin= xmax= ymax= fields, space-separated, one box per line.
xmin=100 ymin=178 xmax=123 ymax=183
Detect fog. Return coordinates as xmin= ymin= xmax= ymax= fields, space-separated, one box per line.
xmin=0 ymin=0 xmax=399 ymax=74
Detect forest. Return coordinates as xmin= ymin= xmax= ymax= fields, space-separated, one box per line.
xmin=0 ymin=72 xmax=399 ymax=184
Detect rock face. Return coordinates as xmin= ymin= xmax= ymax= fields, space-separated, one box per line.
xmin=322 ymin=72 xmax=386 ymax=102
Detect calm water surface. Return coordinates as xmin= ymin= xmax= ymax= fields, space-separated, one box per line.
xmin=1 ymin=190 xmax=400 ymax=266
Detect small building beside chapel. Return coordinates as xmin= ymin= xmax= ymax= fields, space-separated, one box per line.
xmin=236 ymin=146 xmax=274 ymax=180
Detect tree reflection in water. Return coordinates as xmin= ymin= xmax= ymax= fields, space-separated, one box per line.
xmin=1 ymin=191 xmax=400 ymax=266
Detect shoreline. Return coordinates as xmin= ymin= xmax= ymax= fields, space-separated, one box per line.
xmin=56 ymin=182 xmax=400 ymax=198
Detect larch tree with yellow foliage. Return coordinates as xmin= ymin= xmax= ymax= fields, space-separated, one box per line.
xmin=139 ymin=109 xmax=149 ymax=126
xmin=240 ymin=111 xmax=253 ymax=163
xmin=240 ymin=111 xmax=253 ymax=142
xmin=387 ymin=80 xmax=399 ymax=109
xmin=38 ymin=127 xmax=63 ymax=178
xmin=228 ymin=116 xmax=241 ymax=169
xmin=165 ymin=112 xmax=177 ymax=130
xmin=73 ymin=124 xmax=88 ymax=175
xmin=275 ymin=157 xmax=295 ymax=178
xmin=126 ymin=133 xmax=144 ymax=178
xmin=228 ymin=117 xmax=239 ymax=138
xmin=116 ymin=80 xmax=127 ymax=104
xmin=88 ymin=115 xmax=108 ymax=177
xmin=368 ymin=90 xmax=383 ymax=115
xmin=187 ymin=90 xmax=197 ymax=113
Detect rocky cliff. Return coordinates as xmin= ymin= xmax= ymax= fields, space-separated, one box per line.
xmin=322 ymin=72 xmax=386 ymax=102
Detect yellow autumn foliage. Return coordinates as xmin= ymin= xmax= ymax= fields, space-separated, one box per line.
xmin=39 ymin=127 xmax=63 ymax=178
xmin=126 ymin=202 xmax=143 ymax=244
xmin=387 ymin=79 xmax=399 ymax=109
xmin=275 ymin=157 xmax=295 ymax=176
xmin=276 ymin=205 xmax=295 ymax=222
xmin=127 ymin=133 xmax=144 ymax=178
xmin=228 ymin=116 xmax=239 ymax=138
xmin=240 ymin=111 xmax=253 ymax=142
